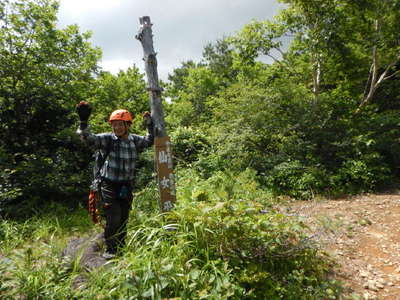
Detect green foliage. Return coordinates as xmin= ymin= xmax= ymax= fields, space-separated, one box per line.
xmin=193 ymin=76 xmax=397 ymax=198
xmin=0 ymin=0 xmax=100 ymax=212
xmin=266 ymin=161 xmax=328 ymax=200
xmin=165 ymin=64 xmax=222 ymax=127
xmin=0 ymin=203 xmax=90 ymax=252
xmin=175 ymin=168 xmax=271 ymax=205
xmin=0 ymin=171 xmax=341 ymax=299
xmin=166 ymin=60 xmax=200 ymax=95
xmin=0 ymin=148 xmax=23 ymax=210
xmin=170 ymin=126 xmax=211 ymax=165
xmin=0 ymin=203 xmax=92 ymax=299
xmin=89 ymin=67 xmax=149 ymax=133
xmin=202 ymin=38 xmax=238 ymax=85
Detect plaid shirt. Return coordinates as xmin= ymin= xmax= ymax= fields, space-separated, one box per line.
xmin=77 ymin=126 xmax=154 ymax=182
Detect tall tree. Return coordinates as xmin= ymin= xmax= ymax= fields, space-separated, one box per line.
xmin=202 ymin=38 xmax=238 ymax=85
xmin=0 ymin=0 xmax=101 ymax=211
xmin=232 ymin=0 xmax=400 ymax=105
xmin=0 ymin=0 xmax=100 ymax=150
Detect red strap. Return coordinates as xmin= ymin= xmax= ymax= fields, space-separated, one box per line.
xmin=88 ymin=191 xmax=99 ymax=224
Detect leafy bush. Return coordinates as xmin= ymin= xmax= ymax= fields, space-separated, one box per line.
xmin=265 ymin=161 xmax=328 ymax=200
xmin=126 ymin=169 xmax=340 ymax=298
xmin=170 ymin=126 xmax=211 ymax=165
xmin=175 ymin=168 xmax=271 ymax=205
xmin=330 ymin=154 xmax=391 ymax=195
xmin=87 ymin=170 xmax=340 ymax=299
xmin=67 ymin=169 xmax=340 ymax=299
xmin=199 ymin=81 xmax=398 ymax=199
xmin=0 ymin=170 xmax=342 ymax=299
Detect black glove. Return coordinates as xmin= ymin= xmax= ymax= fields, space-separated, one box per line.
xmin=142 ymin=111 xmax=154 ymax=131
xmin=142 ymin=111 xmax=152 ymax=126
xmin=76 ymin=101 xmax=92 ymax=129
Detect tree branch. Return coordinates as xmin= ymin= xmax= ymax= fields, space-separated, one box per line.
xmin=362 ymin=63 xmax=373 ymax=99
xmin=361 ymin=54 xmax=399 ymax=107
xmin=384 ymin=68 xmax=400 ymax=80
xmin=360 ymin=20 xmax=380 ymax=107
xmin=376 ymin=56 xmax=399 ymax=85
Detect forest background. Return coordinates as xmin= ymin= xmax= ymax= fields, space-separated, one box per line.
xmin=1 ymin=0 xmax=399 ymax=299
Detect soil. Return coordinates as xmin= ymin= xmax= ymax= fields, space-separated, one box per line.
xmin=281 ymin=193 xmax=400 ymax=300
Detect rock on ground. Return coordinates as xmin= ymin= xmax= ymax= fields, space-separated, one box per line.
xmin=61 ymin=232 xmax=109 ymax=289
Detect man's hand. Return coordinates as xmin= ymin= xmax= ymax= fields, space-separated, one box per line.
xmin=76 ymin=101 xmax=92 ymax=130
xmin=76 ymin=101 xmax=92 ymax=121
xmin=143 ymin=111 xmax=152 ymax=125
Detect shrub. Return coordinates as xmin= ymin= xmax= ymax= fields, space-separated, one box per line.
xmin=0 ymin=170 xmax=342 ymax=299
xmin=265 ymin=161 xmax=328 ymax=200
xmin=170 ymin=126 xmax=211 ymax=165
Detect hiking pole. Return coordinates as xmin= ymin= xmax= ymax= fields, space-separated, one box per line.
xmin=136 ymin=16 xmax=176 ymax=212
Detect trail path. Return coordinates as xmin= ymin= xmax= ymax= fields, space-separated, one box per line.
xmin=283 ymin=194 xmax=400 ymax=300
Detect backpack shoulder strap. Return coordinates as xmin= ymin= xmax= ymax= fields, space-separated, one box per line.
xmin=104 ymin=135 xmax=113 ymax=159
xmin=95 ymin=135 xmax=113 ymax=179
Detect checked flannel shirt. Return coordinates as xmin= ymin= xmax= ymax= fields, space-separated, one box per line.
xmin=77 ymin=125 xmax=154 ymax=182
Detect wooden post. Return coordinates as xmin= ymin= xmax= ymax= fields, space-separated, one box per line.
xmin=136 ymin=16 xmax=176 ymax=212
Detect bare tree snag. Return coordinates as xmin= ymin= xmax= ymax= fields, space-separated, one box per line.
xmin=361 ymin=19 xmax=400 ymax=107
xmin=136 ymin=16 xmax=166 ymax=137
xmin=136 ymin=16 xmax=176 ymax=212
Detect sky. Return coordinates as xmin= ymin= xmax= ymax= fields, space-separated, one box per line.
xmin=57 ymin=0 xmax=283 ymax=81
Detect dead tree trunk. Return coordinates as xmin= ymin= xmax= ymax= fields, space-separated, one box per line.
xmin=136 ymin=16 xmax=166 ymax=137
xmin=136 ymin=16 xmax=176 ymax=212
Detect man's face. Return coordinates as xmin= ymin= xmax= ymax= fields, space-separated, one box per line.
xmin=111 ymin=120 xmax=129 ymax=137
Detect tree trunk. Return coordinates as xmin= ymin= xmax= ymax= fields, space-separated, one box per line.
xmin=312 ymin=57 xmax=321 ymax=100
xmin=136 ymin=16 xmax=176 ymax=212
xmin=136 ymin=16 xmax=166 ymax=137
xmin=360 ymin=19 xmax=400 ymax=108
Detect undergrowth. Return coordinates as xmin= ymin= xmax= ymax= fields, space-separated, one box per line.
xmin=0 ymin=169 xmax=343 ymax=299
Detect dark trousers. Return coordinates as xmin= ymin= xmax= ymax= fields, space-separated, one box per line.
xmin=101 ymin=180 xmax=133 ymax=254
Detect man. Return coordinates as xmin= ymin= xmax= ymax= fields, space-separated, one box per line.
xmin=76 ymin=101 xmax=154 ymax=259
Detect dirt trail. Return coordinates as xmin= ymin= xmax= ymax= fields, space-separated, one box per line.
xmin=284 ymin=194 xmax=400 ymax=300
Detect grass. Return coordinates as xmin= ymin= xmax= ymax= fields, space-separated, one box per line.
xmin=0 ymin=203 xmax=91 ymax=299
xmin=0 ymin=170 xmax=344 ymax=299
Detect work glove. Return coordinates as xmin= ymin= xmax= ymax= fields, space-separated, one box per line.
xmin=76 ymin=101 xmax=92 ymax=130
xmin=142 ymin=111 xmax=154 ymax=136
xmin=143 ymin=111 xmax=153 ymax=127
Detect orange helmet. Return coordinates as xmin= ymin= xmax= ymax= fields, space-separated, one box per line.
xmin=109 ymin=109 xmax=133 ymax=124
